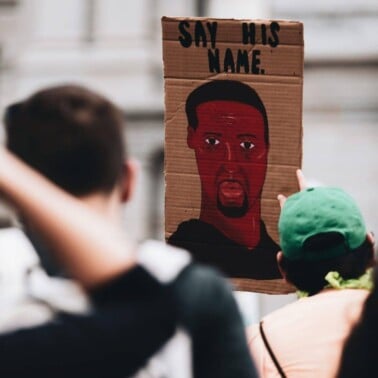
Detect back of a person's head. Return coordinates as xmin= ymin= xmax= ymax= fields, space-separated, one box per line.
xmin=4 ymin=85 xmax=126 ymax=196
xmin=278 ymin=187 xmax=374 ymax=295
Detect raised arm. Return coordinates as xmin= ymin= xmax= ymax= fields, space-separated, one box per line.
xmin=0 ymin=148 xmax=135 ymax=289
xmin=0 ymin=148 xmax=178 ymax=376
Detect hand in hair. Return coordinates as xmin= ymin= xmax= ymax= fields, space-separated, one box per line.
xmin=0 ymin=147 xmax=136 ymax=289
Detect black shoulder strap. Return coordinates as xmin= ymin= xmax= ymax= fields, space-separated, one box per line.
xmin=259 ymin=321 xmax=287 ymax=378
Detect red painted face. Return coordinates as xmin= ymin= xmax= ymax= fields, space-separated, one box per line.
xmin=188 ymin=100 xmax=268 ymax=218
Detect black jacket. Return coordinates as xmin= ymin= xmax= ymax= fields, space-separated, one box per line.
xmin=0 ymin=267 xmax=176 ymax=377
xmin=168 ymin=219 xmax=281 ymax=279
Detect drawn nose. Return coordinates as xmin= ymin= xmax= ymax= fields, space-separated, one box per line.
xmin=223 ymin=143 xmax=239 ymax=173
xmin=225 ymin=143 xmax=235 ymax=161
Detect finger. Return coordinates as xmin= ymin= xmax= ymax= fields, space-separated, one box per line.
xmin=296 ymin=169 xmax=307 ymax=191
xmin=277 ymin=194 xmax=287 ymax=209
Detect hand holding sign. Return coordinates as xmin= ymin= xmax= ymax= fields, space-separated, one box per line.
xmin=278 ymin=170 xmax=308 ymax=209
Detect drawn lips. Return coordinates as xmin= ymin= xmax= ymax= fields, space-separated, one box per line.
xmin=218 ymin=180 xmax=245 ymax=205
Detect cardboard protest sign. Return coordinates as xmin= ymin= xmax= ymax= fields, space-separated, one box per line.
xmin=163 ymin=17 xmax=303 ymax=293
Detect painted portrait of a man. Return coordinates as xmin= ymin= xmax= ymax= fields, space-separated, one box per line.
xmin=168 ymin=80 xmax=281 ymax=280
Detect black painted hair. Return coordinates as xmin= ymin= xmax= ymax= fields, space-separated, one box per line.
xmin=4 ymin=84 xmax=126 ymax=196
xmin=185 ymin=80 xmax=269 ymax=144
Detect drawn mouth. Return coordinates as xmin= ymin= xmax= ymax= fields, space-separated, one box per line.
xmin=218 ymin=180 xmax=245 ymax=206
xmin=219 ymin=180 xmax=243 ymax=195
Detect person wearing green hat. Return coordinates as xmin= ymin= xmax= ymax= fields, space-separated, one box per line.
xmin=247 ymin=170 xmax=375 ymax=378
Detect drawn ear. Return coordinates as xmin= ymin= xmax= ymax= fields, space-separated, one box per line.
xmin=187 ymin=126 xmax=196 ymax=149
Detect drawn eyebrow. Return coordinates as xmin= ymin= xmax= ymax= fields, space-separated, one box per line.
xmin=203 ymin=132 xmax=222 ymax=137
xmin=237 ymin=133 xmax=257 ymax=138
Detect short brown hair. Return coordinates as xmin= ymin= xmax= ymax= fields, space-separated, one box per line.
xmin=4 ymin=85 xmax=126 ymax=196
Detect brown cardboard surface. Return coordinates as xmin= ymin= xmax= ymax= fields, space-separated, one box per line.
xmin=163 ymin=17 xmax=303 ymax=294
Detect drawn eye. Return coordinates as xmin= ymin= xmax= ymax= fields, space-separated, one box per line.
xmin=240 ymin=141 xmax=255 ymax=150
xmin=205 ymin=137 xmax=220 ymax=146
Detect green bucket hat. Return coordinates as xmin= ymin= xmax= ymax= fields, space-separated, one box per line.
xmin=279 ymin=187 xmax=366 ymax=261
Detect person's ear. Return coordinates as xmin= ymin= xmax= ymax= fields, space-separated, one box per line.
xmin=120 ymin=160 xmax=138 ymax=203
xmin=187 ymin=126 xmax=196 ymax=149
xmin=367 ymin=231 xmax=375 ymax=246
xmin=366 ymin=232 xmax=376 ymax=267
xmin=277 ymin=251 xmax=290 ymax=283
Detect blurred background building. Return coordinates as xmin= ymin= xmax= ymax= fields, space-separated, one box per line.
xmin=0 ymin=0 xmax=377 ymax=322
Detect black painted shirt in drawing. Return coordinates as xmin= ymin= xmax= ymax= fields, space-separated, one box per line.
xmin=168 ymin=219 xmax=281 ymax=280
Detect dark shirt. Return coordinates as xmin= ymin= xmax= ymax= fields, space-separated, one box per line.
xmin=173 ymin=263 xmax=258 ymax=378
xmin=0 ymin=266 xmax=176 ymax=378
xmin=168 ymin=219 xmax=281 ymax=279
xmin=20 ymin=234 xmax=258 ymax=377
